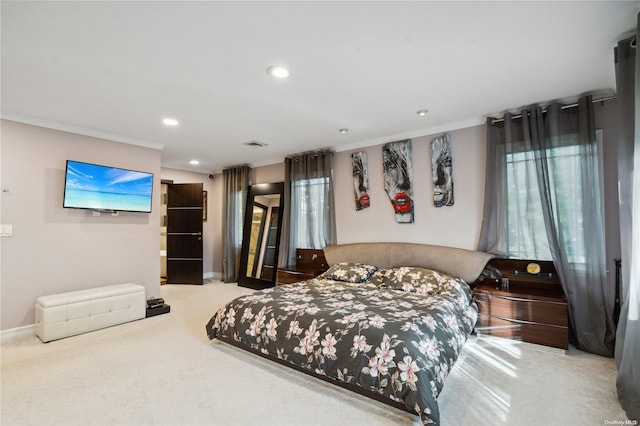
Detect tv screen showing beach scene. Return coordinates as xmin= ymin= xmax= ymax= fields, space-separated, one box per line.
xmin=63 ymin=160 xmax=154 ymax=213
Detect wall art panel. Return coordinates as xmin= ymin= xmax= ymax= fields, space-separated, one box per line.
xmin=383 ymin=139 xmax=414 ymax=223
xmin=351 ymin=151 xmax=370 ymax=211
xmin=432 ymin=134 xmax=454 ymax=207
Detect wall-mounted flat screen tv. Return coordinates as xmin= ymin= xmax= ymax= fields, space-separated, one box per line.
xmin=63 ymin=160 xmax=154 ymax=213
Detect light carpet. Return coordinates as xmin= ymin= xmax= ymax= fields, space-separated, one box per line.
xmin=1 ymin=281 xmax=628 ymax=426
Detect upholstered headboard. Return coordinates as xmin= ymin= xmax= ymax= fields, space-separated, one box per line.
xmin=323 ymin=242 xmax=494 ymax=284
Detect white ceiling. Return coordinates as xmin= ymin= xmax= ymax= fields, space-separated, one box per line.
xmin=2 ymin=1 xmax=638 ymax=173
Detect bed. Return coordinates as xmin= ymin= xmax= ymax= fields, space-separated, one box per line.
xmin=206 ymin=242 xmax=493 ymax=425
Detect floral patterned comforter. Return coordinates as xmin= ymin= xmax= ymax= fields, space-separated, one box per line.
xmin=206 ymin=267 xmax=478 ymax=425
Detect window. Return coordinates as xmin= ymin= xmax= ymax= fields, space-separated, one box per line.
xmin=505 ymin=131 xmax=603 ymax=264
xmin=291 ymin=176 xmax=330 ymax=249
xmin=284 ymin=150 xmax=335 ymax=266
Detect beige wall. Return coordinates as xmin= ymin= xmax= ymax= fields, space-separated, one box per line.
xmin=0 ymin=120 xmax=162 ymax=330
xmin=333 ymin=125 xmax=487 ymax=249
xmin=331 ymin=100 xmax=619 ymax=292
xmin=160 ymin=168 xmax=219 ymax=278
xmin=245 ymin=100 xmax=620 ymax=271
xmin=250 ymin=163 xmax=284 ymax=185
xmin=2 ymin=102 xmax=617 ymax=327
xmin=237 ymin=131 xmax=485 ymax=255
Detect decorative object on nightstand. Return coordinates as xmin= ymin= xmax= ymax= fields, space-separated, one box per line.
xmin=526 ymin=262 xmax=541 ymax=274
xmin=277 ymin=248 xmax=328 ymax=285
xmin=474 ymin=258 xmax=568 ymax=350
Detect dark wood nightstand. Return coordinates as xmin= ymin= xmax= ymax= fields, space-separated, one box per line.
xmin=474 ymin=258 xmax=569 ymax=350
xmin=277 ymin=249 xmax=328 ymax=285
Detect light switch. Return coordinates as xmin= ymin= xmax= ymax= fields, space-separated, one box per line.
xmin=0 ymin=224 xmax=13 ymax=237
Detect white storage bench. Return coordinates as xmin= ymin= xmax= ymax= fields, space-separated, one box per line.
xmin=35 ymin=283 xmax=146 ymax=343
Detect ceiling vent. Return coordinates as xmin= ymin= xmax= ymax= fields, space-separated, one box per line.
xmin=244 ymin=140 xmax=268 ymax=147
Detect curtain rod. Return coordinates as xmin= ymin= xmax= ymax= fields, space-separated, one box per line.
xmin=286 ymin=149 xmax=334 ymax=160
xmin=489 ymin=95 xmax=617 ymax=125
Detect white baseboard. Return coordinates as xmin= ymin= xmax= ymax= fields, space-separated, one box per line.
xmin=1 ymin=324 xmax=36 ymax=345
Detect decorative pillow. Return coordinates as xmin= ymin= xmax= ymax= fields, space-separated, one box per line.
xmin=321 ymin=262 xmax=378 ymax=283
xmin=368 ymin=269 xmax=392 ymax=287
xmin=371 ymin=267 xmax=443 ymax=295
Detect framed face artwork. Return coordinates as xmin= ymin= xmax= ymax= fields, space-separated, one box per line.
xmin=352 ymin=151 xmax=370 ymax=210
xmin=431 ymin=134 xmax=454 ymax=207
xmin=382 ymin=139 xmax=414 ymax=223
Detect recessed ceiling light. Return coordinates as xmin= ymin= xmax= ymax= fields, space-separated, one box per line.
xmin=190 ymin=160 xmax=200 ymax=165
xmin=416 ymin=109 xmax=429 ymax=116
xmin=163 ymin=118 xmax=179 ymax=126
xmin=266 ymin=65 xmax=290 ymax=79
xmin=338 ymin=128 xmax=349 ymax=134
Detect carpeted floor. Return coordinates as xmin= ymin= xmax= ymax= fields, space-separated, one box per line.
xmin=1 ymin=280 xmax=627 ymax=426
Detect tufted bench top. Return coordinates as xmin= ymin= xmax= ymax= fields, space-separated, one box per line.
xmin=35 ymin=283 xmax=146 ymax=342
xmin=36 ymin=283 xmax=144 ymax=308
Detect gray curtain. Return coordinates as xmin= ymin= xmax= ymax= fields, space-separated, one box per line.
xmin=614 ymin=18 xmax=640 ymax=421
xmin=222 ymin=165 xmax=249 ymax=283
xmin=279 ymin=150 xmax=336 ymax=267
xmin=479 ymin=96 xmax=615 ymax=357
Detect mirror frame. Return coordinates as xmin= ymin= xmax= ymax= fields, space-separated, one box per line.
xmin=238 ymin=182 xmax=285 ymax=289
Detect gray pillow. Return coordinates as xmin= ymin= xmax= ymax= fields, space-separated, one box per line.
xmin=321 ymin=262 xmax=378 ymax=283
xmin=369 ymin=267 xmax=443 ymax=295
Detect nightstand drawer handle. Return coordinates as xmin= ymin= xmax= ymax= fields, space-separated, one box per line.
xmin=497 ymin=295 xmax=566 ymax=305
xmin=491 ymin=315 xmax=568 ymax=329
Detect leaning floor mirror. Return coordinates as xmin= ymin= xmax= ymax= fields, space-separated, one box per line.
xmin=238 ymin=182 xmax=284 ymax=289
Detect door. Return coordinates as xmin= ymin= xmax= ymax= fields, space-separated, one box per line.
xmin=167 ymin=183 xmax=203 ymax=285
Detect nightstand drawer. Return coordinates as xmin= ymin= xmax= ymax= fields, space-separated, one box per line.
xmin=475 ymin=292 xmax=568 ymax=327
xmin=473 ymin=258 xmax=568 ymax=350
xmin=277 ymin=248 xmax=328 ymax=285
xmin=476 ymin=314 xmax=568 ymax=349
